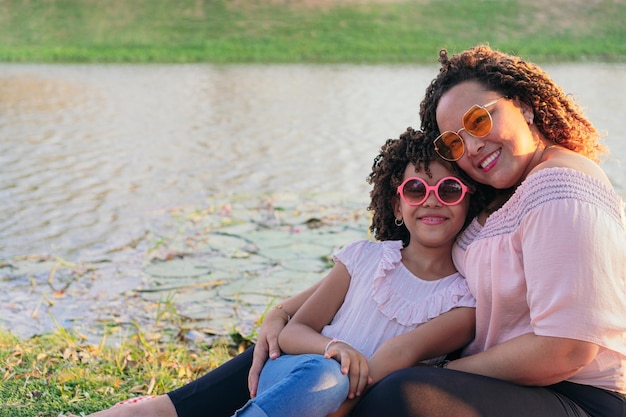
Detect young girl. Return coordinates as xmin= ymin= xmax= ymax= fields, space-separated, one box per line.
xmin=231 ymin=128 xmax=489 ymax=417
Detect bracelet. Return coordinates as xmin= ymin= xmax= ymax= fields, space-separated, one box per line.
xmin=324 ymin=338 xmax=339 ymax=354
xmin=324 ymin=338 xmax=351 ymax=354
xmin=274 ymin=304 xmax=291 ymax=322
xmin=436 ymin=360 xmax=451 ymax=369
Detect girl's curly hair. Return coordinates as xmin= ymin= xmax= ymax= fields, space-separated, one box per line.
xmin=367 ymin=127 xmax=494 ymax=247
xmin=419 ymin=45 xmax=607 ymax=163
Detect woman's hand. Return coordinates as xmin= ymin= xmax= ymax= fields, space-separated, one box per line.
xmin=248 ymin=307 xmax=290 ymax=398
xmin=324 ymin=341 xmax=372 ymax=400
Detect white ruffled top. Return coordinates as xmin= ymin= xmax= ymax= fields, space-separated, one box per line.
xmin=321 ymin=240 xmax=475 ymax=362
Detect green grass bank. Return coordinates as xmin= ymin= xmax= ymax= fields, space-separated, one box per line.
xmin=0 ymin=0 xmax=624 ymax=63
xmin=0 ymin=304 xmax=254 ymax=417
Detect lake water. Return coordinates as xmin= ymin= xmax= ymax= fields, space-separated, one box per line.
xmin=1 ymin=63 xmax=625 ymax=341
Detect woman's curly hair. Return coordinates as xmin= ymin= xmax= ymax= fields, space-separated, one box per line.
xmin=419 ymin=45 xmax=607 ymax=163
xmin=367 ymin=127 xmax=494 ymax=247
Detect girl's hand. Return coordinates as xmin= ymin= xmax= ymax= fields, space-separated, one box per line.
xmin=248 ymin=307 xmax=290 ymax=397
xmin=324 ymin=341 xmax=373 ymax=399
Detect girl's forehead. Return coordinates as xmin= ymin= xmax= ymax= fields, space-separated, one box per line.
xmin=403 ymin=160 xmax=453 ymax=180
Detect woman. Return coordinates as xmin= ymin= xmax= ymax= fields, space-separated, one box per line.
xmin=351 ymin=45 xmax=626 ymax=416
xmin=87 ymin=45 xmax=625 ymax=417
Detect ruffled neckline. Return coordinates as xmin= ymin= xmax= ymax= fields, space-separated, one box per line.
xmin=372 ymin=240 xmax=470 ymax=326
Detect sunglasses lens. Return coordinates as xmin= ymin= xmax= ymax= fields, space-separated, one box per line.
xmin=435 ymin=133 xmax=465 ymax=161
xmin=463 ymin=105 xmax=492 ymax=137
xmin=402 ymin=179 xmax=427 ymax=205
xmin=438 ymin=179 xmax=465 ymax=204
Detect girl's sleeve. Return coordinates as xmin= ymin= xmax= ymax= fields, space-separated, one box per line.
xmin=333 ymin=240 xmax=368 ymax=276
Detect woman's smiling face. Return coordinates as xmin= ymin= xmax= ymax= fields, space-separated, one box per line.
xmin=436 ymin=80 xmax=542 ymax=189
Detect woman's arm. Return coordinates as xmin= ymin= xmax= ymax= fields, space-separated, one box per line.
xmin=248 ymin=277 xmax=325 ymax=398
xmin=461 ymin=165 xmax=620 ymax=388
xmin=447 ymin=333 xmax=599 ymax=386
xmin=466 ymin=169 xmax=611 ymax=387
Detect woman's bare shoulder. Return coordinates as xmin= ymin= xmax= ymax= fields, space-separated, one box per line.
xmin=534 ymin=148 xmax=612 ymax=187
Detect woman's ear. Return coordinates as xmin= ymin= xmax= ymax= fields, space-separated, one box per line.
xmin=515 ymin=98 xmax=534 ymax=124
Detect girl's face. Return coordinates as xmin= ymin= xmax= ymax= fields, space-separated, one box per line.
xmin=435 ymin=80 xmax=543 ymax=189
xmin=395 ymin=161 xmax=470 ymax=249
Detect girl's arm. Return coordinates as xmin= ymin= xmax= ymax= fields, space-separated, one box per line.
xmin=279 ymin=261 xmax=372 ymax=399
xmin=367 ymin=306 xmax=475 ymax=383
xmin=249 ymin=278 xmax=325 ymax=397
xmin=327 ymin=306 xmax=476 ymax=417
xmin=278 ymin=261 xmax=351 ymax=354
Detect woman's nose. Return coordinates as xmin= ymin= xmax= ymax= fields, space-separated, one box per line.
xmin=462 ymin=132 xmax=485 ymax=156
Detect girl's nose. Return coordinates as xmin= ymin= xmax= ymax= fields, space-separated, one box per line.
xmin=422 ymin=190 xmax=442 ymax=207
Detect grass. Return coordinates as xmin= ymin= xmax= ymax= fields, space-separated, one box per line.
xmin=0 ymin=0 xmax=624 ymax=63
xmin=0 ymin=300 xmax=256 ymax=417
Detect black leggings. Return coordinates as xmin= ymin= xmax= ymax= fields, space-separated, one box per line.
xmin=168 ymin=346 xmax=625 ymax=417
xmin=352 ymin=367 xmax=626 ymax=417
xmin=168 ymin=346 xmax=253 ymax=417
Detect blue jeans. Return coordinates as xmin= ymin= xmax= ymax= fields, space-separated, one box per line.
xmin=232 ymin=354 xmax=350 ymax=417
